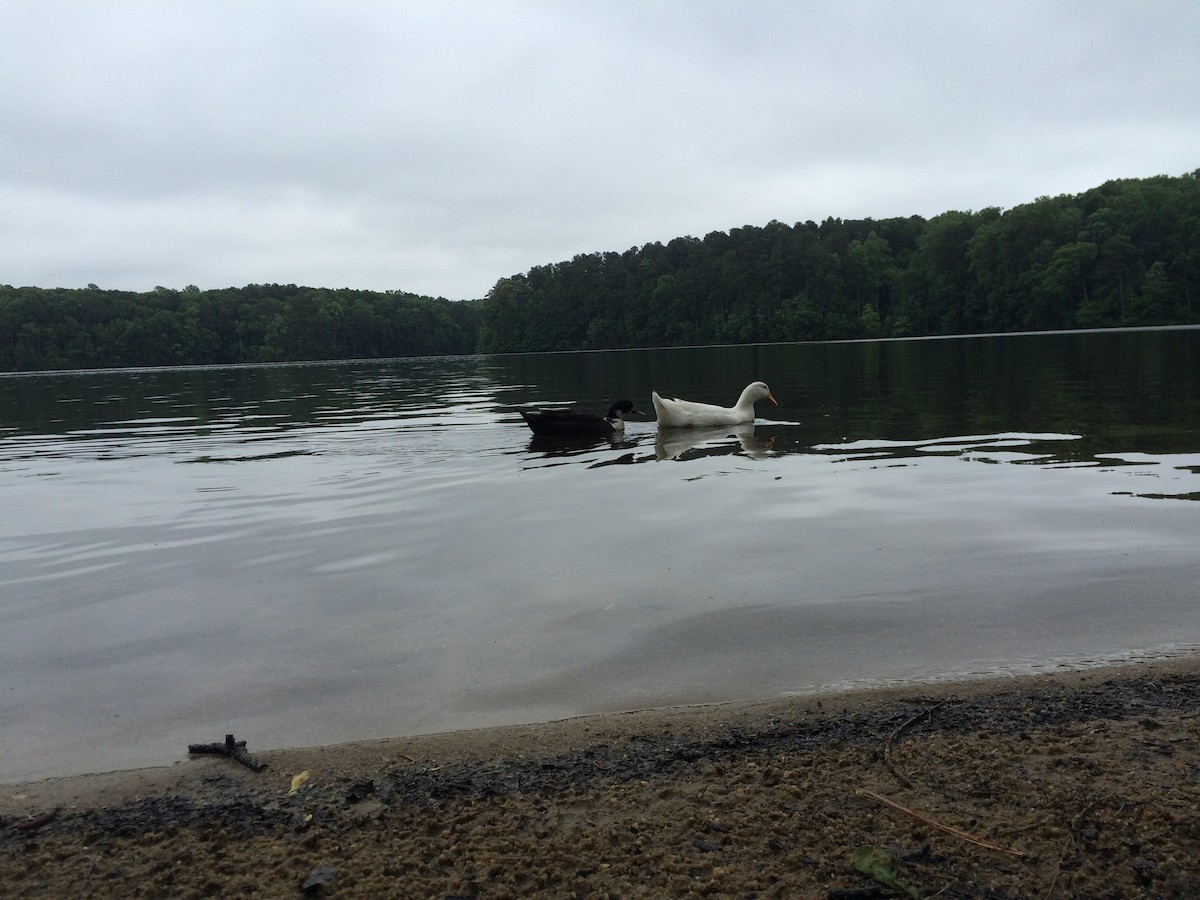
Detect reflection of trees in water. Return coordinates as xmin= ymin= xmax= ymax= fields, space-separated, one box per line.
xmin=777 ymin=329 xmax=1200 ymax=459
xmin=4 ymin=329 xmax=1199 ymax=475
xmin=0 ymin=355 xmax=503 ymax=440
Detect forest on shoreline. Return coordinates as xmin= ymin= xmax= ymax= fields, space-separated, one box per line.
xmin=2 ymin=170 xmax=1197 ymax=371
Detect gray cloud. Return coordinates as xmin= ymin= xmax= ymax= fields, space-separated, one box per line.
xmin=2 ymin=0 xmax=1198 ymax=300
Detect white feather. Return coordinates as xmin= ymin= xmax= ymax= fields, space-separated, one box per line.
xmin=652 ymin=382 xmax=776 ymax=428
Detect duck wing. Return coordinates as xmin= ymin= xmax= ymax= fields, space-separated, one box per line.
xmin=519 ymin=408 xmax=612 ymax=436
xmin=652 ymin=392 xmax=743 ymax=428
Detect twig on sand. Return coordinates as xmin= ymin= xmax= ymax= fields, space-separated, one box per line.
xmin=187 ymin=734 xmax=268 ymax=772
xmin=857 ymin=789 xmax=1027 ymax=857
xmin=12 ymin=807 xmax=60 ymax=832
xmin=883 ymin=702 xmax=946 ymax=789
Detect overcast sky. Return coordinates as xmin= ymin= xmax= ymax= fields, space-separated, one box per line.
xmin=3 ymin=1 xmax=1198 ymax=301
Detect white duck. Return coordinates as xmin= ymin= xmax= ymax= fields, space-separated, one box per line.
xmin=652 ymin=381 xmax=777 ymax=428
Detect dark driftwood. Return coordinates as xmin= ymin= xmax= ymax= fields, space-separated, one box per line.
xmin=13 ymin=807 xmax=60 ymax=831
xmin=187 ymin=733 xmax=268 ymax=772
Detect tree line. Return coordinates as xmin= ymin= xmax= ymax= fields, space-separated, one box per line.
xmin=478 ymin=171 xmax=1200 ymax=351
xmin=0 ymin=283 xmax=479 ymax=370
xmin=2 ymin=171 xmax=1197 ymax=370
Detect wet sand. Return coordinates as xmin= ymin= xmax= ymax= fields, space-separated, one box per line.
xmin=4 ymin=657 xmax=1200 ymax=898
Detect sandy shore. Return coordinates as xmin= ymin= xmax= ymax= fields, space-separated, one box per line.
xmin=4 ymin=658 xmax=1200 ymax=898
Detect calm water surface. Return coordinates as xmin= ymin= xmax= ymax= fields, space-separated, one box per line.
xmin=2 ymin=329 xmax=1199 ymax=782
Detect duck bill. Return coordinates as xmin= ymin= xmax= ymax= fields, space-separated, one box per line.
xmin=766 ymin=393 xmax=777 ymax=406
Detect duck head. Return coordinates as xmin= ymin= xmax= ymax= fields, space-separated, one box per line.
xmin=606 ymin=399 xmax=644 ymax=421
xmin=741 ymin=382 xmax=777 ymax=407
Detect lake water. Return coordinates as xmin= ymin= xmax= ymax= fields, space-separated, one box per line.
xmin=3 ymin=328 xmax=1199 ymax=783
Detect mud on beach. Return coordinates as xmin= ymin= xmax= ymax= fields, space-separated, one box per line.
xmin=4 ymin=658 xmax=1200 ymax=897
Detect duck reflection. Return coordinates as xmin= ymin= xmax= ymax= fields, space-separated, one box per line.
xmin=655 ymin=422 xmax=775 ymax=461
xmin=521 ymin=422 xmax=774 ymax=468
xmin=527 ymin=432 xmax=638 ymax=457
